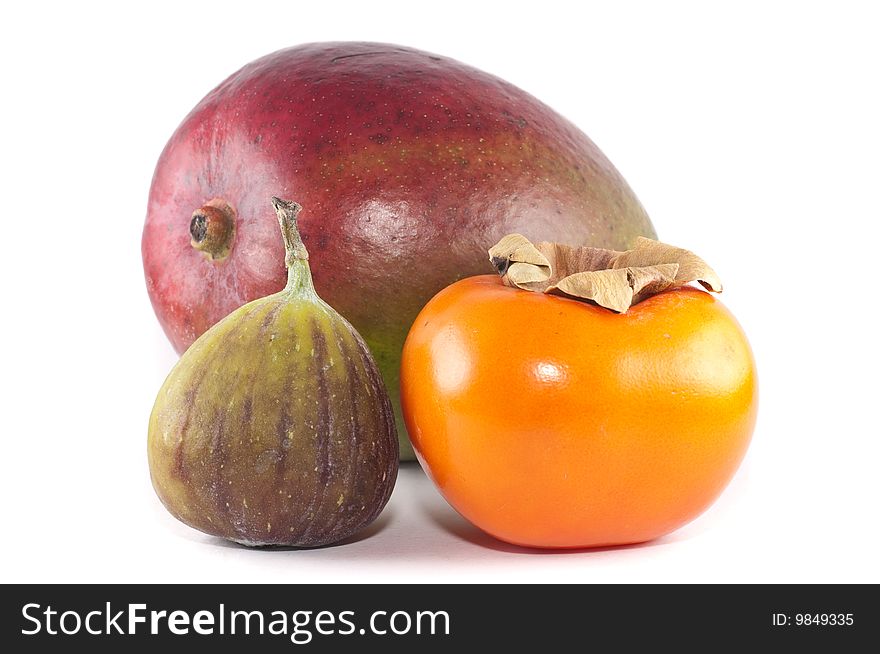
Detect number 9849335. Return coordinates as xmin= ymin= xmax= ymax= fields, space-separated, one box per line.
xmin=795 ymin=613 xmax=854 ymax=626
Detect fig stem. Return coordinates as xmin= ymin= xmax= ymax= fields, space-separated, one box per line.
xmin=272 ymin=197 xmax=315 ymax=296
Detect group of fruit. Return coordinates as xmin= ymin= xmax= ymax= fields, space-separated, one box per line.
xmin=144 ymin=43 xmax=757 ymax=549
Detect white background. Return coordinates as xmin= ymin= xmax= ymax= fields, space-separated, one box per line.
xmin=1 ymin=0 xmax=878 ymax=583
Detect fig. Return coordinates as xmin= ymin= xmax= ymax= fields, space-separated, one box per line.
xmin=148 ymin=197 xmax=398 ymax=547
xmin=142 ymin=42 xmax=657 ymax=460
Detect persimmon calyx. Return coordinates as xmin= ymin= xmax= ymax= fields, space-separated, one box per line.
xmin=488 ymin=234 xmax=723 ymax=313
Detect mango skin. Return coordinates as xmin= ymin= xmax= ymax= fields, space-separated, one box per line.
xmin=148 ymin=290 xmax=398 ymax=547
xmin=142 ymin=42 xmax=657 ymax=459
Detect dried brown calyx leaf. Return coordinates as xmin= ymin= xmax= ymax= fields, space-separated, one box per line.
xmin=487 ymin=234 xmax=722 ymax=313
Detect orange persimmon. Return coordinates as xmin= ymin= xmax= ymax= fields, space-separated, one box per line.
xmin=400 ymin=275 xmax=757 ymax=549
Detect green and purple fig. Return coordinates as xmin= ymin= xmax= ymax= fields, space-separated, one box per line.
xmin=148 ymin=197 xmax=398 ymax=547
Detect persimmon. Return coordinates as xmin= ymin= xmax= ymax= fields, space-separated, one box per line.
xmin=400 ymin=237 xmax=757 ymax=549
